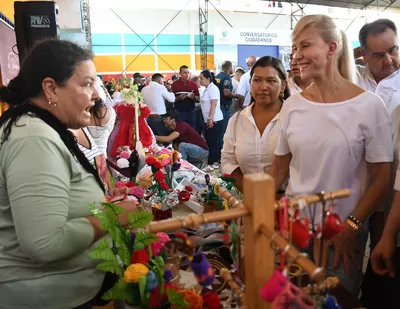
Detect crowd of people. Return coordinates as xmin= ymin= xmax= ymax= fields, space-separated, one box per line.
xmin=1 ymin=12 xmax=400 ymax=309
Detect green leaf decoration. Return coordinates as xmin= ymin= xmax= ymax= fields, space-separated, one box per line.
xmin=128 ymin=211 xmax=154 ymax=228
xmin=167 ymin=288 xmax=189 ymax=309
xmin=231 ymin=221 xmax=238 ymax=260
xmin=139 ymin=276 xmax=147 ymax=304
xmin=89 ymin=238 xmax=114 ymax=260
xmin=102 ymin=278 xmax=135 ymax=304
xmin=97 ymin=259 xmax=122 ymax=277
xmin=117 ymin=244 xmax=131 ymax=267
xmin=135 ymin=231 xmax=159 ymax=246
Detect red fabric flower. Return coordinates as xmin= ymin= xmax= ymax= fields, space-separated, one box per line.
xmin=153 ymin=161 xmax=164 ymax=169
xmin=145 ymin=156 xmax=158 ymax=166
xmin=178 ymin=191 xmax=191 ymax=202
xmin=130 ymin=249 xmax=149 ymax=264
xmin=126 ymin=181 xmax=135 ymax=188
xmin=185 ymin=186 xmax=193 ymax=192
xmin=140 ymin=105 xmax=151 ymax=118
xmin=154 ymin=170 xmax=165 ymax=182
xmin=149 ymin=283 xmax=172 ymax=307
xmin=222 ymin=173 xmax=233 ymax=178
xmin=159 ymin=181 xmax=169 ymax=190
xmin=203 ymin=292 xmax=220 ymax=309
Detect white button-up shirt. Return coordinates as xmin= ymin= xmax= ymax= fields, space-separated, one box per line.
xmin=141 ymin=81 xmax=175 ymax=115
xmin=221 ymin=103 xmax=280 ymax=175
xmin=356 ymin=65 xmax=400 ymax=115
xmin=236 ymin=71 xmax=252 ymax=107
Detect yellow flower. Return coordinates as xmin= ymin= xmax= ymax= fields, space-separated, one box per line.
xmin=124 ymin=263 xmax=149 ymax=283
xmin=158 ymin=154 xmax=170 ymax=159
xmin=213 ymin=184 xmax=220 ymax=196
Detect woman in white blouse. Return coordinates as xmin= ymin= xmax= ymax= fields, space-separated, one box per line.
xmin=269 ymin=15 xmax=393 ymax=296
xmin=221 ymin=56 xmax=289 ymax=192
xmin=199 ymin=70 xmax=224 ymax=172
xmin=87 ymin=80 xmax=116 ymax=157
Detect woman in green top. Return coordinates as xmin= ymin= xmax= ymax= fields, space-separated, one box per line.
xmin=0 ymin=40 xmax=136 ymax=309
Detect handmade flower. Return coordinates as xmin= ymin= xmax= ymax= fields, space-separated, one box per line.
xmin=178 ymin=191 xmax=191 ymax=203
xmin=145 ymin=156 xmax=158 ymax=166
xmin=161 ymin=157 xmax=171 ymax=167
xmin=154 ymin=170 xmax=165 ymax=182
xmin=126 ymin=181 xmax=135 ymax=188
xmin=114 ymin=181 xmax=126 ymax=189
xmin=145 ymin=271 xmax=158 ymax=292
xmin=128 ymin=186 xmax=145 ymax=199
xmin=120 ymin=151 xmax=130 ymax=159
xmin=131 ymin=249 xmax=149 ymax=265
xmin=154 ymin=161 xmax=164 ymax=169
xmin=157 ymin=232 xmax=170 ymax=244
xmin=172 ymin=289 xmax=203 ymax=309
xmin=185 ymin=186 xmax=193 ymax=192
xmin=151 ymin=241 xmax=164 ymax=256
xmin=123 ymin=263 xmax=149 ymax=283
xmin=159 ymin=181 xmax=169 ymax=190
xmin=149 ymin=284 xmax=169 ymax=307
xmin=203 ymin=292 xmax=220 ymax=309
xmin=117 ymin=158 xmax=129 ymax=168
xmin=164 ymin=269 xmax=173 ymax=284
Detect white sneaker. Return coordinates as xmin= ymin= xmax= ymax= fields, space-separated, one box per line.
xmin=203 ymin=165 xmax=215 ymax=172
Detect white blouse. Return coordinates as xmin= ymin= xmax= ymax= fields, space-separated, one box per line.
xmin=221 ymin=103 xmax=280 ymax=175
xmin=200 ymin=83 xmax=223 ymax=123
xmin=87 ymin=107 xmax=116 ymax=158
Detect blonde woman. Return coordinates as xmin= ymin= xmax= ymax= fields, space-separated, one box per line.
xmin=269 ymin=15 xmax=393 ymax=296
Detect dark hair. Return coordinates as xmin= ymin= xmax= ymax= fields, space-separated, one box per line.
xmin=152 ymin=73 xmax=164 ymax=81
xmin=90 ymin=98 xmax=107 ymax=124
xmin=200 ymin=69 xmax=218 ymax=87
xmin=179 ymin=65 xmax=189 ymax=72
xmin=235 ymin=68 xmax=245 ymax=75
xmin=0 ymin=39 xmax=104 ymax=192
xmin=250 ymin=56 xmax=290 ymax=101
xmin=162 ymin=109 xmax=179 ymax=121
xmin=359 ymin=19 xmax=397 ymax=51
xmin=221 ymin=61 xmax=232 ymax=70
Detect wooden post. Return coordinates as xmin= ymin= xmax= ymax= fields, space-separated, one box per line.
xmin=243 ymin=173 xmax=276 ymax=309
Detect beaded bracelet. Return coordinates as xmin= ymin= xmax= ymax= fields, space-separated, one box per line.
xmin=345 ymin=218 xmax=361 ymax=232
xmin=348 ymin=214 xmax=363 ymax=227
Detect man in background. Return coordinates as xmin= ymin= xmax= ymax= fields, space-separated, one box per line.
xmin=155 ymin=110 xmax=208 ymax=167
xmin=171 ymin=65 xmax=200 ymax=127
xmin=236 ymin=56 xmax=257 ymax=108
xmin=215 ymin=61 xmax=235 ymax=147
xmin=141 ymin=73 xmax=175 ymax=136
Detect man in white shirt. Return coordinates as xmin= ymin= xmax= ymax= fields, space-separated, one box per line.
xmin=358 ymin=19 xmax=400 ymax=309
xmin=141 ymin=73 xmax=175 ymax=136
xmin=356 ymin=19 xmax=400 ymax=115
xmin=236 ymin=56 xmax=257 ymax=108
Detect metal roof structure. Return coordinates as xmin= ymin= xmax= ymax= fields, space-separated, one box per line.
xmin=280 ymin=0 xmax=400 ymax=10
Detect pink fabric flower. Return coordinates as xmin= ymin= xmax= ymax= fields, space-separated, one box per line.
xmin=161 ymin=157 xmax=171 ymax=166
xmin=120 ymin=151 xmax=130 ymax=159
xmin=151 ymin=233 xmax=170 ymax=256
xmin=128 ymin=186 xmax=145 ymax=199
xmin=115 ymin=181 xmax=126 ymax=188
xmin=156 ymin=232 xmax=170 ymax=244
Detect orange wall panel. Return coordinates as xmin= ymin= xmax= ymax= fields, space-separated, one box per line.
xmin=93 ymin=55 xmax=123 ymax=73
xmin=125 ymin=54 xmax=156 ymax=72
xmin=195 ymin=54 xmax=214 ymax=71
xmin=157 ymin=54 xmax=191 ymax=72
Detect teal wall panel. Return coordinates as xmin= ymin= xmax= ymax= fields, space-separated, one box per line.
xmin=92 ymin=33 xmax=122 ymax=53
xmin=157 ymin=34 xmax=191 ymax=52
xmin=194 ymin=35 xmax=214 ymax=53
xmin=124 ymin=34 xmax=155 ymax=53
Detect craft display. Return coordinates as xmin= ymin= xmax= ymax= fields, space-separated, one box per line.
xmin=147 ymin=175 xmax=355 ymax=309
xmin=89 ymin=202 xmax=221 ymax=309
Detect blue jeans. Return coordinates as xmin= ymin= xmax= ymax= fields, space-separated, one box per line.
xmin=220 ymin=107 xmax=231 ymax=149
xmin=178 ymin=142 xmax=209 ymax=166
xmin=178 ymin=110 xmax=196 ymax=128
xmin=147 ymin=116 xmax=170 ymax=136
